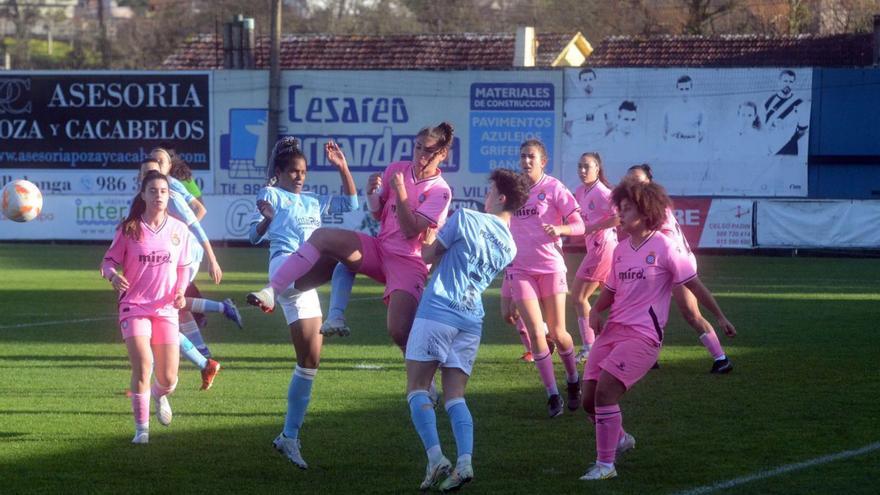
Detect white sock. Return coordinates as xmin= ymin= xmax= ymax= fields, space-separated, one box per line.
xmin=427 ymin=445 xmax=444 ymax=465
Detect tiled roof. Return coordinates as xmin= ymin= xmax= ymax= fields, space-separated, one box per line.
xmin=587 ymin=34 xmax=874 ymax=68
xmin=162 ymin=32 xmax=577 ymax=70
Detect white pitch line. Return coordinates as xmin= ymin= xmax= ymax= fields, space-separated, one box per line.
xmin=0 ymin=316 xmax=116 ymax=330
xmin=0 ymin=296 xmax=384 ymax=330
xmin=673 ymin=441 xmax=880 ymax=495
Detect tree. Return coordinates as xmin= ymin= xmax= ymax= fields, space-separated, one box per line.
xmin=2 ymin=0 xmax=40 ymax=68
xmin=681 ymin=0 xmax=737 ymax=35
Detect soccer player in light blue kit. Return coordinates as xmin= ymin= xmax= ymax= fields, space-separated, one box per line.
xmin=249 ymin=137 xmax=357 ymax=469
xmin=405 ymin=168 xmax=530 ymax=491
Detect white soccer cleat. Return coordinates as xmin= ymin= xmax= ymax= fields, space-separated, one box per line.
xmin=131 ymin=430 xmax=149 ymax=444
xmin=576 ymin=346 xmax=591 ymax=364
xmin=273 ymin=434 xmax=308 ymax=469
xmin=419 ymin=457 xmax=452 ymax=491
xmin=319 ymin=317 xmax=351 ymax=337
xmin=439 ymin=461 xmax=474 ymax=492
xmin=616 ymin=432 xmax=636 ymax=456
xmin=155 ymin=395 xmax=173 ymax=426
xmin=246 ymin=286 xmax=276 ymax=313
xmin=579 ymin=462 xmax=617 ymax=481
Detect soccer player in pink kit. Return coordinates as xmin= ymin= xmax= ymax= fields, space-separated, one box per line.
xmin=100 ymin=170 xmax=191 ymax=444
xmin=571 ymin=152 xmax=619 ymax=363
xmin=509 ymin=139 xmax=585 ymax=417
xmin=579 ymin=179 xmax=736 ymax=480
xmin=626 ymin=164 xmax=734 ymax=373
xmin=248 ymin=123 xmax=454 ymax=354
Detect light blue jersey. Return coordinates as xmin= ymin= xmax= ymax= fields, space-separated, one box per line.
xmin=248 ymin=186 xmax=358 ymax=260
xmin=165 ymin=182 xmax=206 ymax=266
xmin=416 ymin=208 xmax=516 ymax=336
xmin=168 ymin=176 xmax=196 ymax=206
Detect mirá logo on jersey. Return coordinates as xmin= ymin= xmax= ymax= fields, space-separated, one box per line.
xmin=138 ymin=250 xmax=172 ymax=266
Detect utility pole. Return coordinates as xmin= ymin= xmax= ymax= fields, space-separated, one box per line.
xmin=97 ymin=0 xmax=111 ymax=67
xmin=267 ymin=0 xmax=282 ymax=179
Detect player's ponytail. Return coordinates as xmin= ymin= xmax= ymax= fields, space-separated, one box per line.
xmin=417 ymin=122 xmax=455 ymax=155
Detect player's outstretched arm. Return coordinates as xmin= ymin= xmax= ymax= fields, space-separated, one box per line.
xmin=684 ymin=277 xmax=736 ymax=338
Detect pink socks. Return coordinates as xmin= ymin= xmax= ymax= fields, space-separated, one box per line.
xmin=533 ymin=350 xmax=558 ymax=396
xmin=699 ymin=330 xmax=726 ymax=360
xmin=595 ymin=404 xmax=622 ymax=464
xmin=578 ymin=317 xmax=595 ymax=347
xmin=558 ymin=346 xmax=579 ymax=383
xmin=131 ymin=392 xmax=150 ymax=426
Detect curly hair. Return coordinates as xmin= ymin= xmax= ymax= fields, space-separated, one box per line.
xmin=611 ymin=178 xmax=670 ymax=231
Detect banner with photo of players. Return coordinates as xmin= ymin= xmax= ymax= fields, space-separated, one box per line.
xmin=561 ymin=68 xmax=811 ymax=197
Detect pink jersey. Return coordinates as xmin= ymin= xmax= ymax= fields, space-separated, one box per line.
xmin=659 ymin=207 xmax=692 ymax=254
xmin=377 ymin=161 xmax=452 ymax=257
xmin=575 ymin=180 xmax=617 ymax=246
xmin=100 ymin=216 xmax=191 ymax=319
xmin=604 ymin=231 xmax=697 ymax=345
xmin=508 ymin=174 xmax=581 ymax=275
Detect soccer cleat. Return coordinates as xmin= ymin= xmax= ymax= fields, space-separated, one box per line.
xmin=273 ymin=434 xmax=308 ymax=469
xmin=710 ymin=357 xmax=733 ymax=374
xmin=575 ymin=346 xmax=591 ymax=364
xmin=520 ymin=351 xmax=534 ymax=363
xmin=547 ymin=394 xmax=564 ymax=418
xmin=579 ymin=462 xmax=617 ymax=481
xmin=419 ymin=457 xmax=452 ymax=491
xmin=131 ymin=430 xmax=149 ymax=444
xmin=200 ymin=359 xmax=221 ymax=391
xmin=319 ymin=317 xmax=351 ymax=337
xmin=439 ymin=461 xmax=474 ymax=492
xmin=155 ymin=395 xmax=172 ymax=426
xmin=246 ymin=287 xmax=276 ymax=313
xmin=222 ymin=298 xmax=244 ymax=329
xmin=616 ymin=432 xmax=636 ymax=456
xmin=566 ymin=380 xmax=581 ymax=412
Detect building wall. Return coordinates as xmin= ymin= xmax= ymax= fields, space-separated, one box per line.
xmin=809 ymin=68 xmax=880 ymax=198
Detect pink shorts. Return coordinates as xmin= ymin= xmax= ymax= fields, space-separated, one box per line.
xmin=509 ymin=271 xmax=568 ymax=301
xmin=575 ymin=233 xmax=617 ymax=282
xmin=582 ymin=323 xmax=660 ymax=390
xmin=356 ymin=232 xmax=428 ymax=303
xmin=120 ymin=315 xmax=179 ymax=345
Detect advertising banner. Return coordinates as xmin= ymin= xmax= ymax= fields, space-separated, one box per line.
xmin=756 ymin=200 xmax=880 ymax=248
xmin=213 ymin=70 xmax=563 ymax=212
xmin=561 ymin=68 xmax=811 ymax=196
xmin=0 ymin=72 xmax=213 ymax=194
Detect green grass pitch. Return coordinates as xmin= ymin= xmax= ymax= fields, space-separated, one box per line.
xmin=0 ymin=244 xmax=878 ymax=494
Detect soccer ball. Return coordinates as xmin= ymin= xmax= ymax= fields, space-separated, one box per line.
xmin=2 ymin=180 xmax=43 ymax=222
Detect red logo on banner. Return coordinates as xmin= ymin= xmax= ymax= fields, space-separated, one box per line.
xmin=670 ymin=197 xmax=711 ymax=248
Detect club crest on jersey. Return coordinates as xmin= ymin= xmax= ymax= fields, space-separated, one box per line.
xmin=418 ymin=193 xmax=426 ymax=203
xmin=588 ymin=200 xmax=595 ymax=210
xmin=171 ymin=233 xmax=181 ymax=246
xmin=537 ymin=192 xmax=546 ymax=201
xmin=646 ymin=252 xmax=656 ymax=264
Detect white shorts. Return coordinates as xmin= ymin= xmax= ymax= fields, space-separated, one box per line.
xmin=269 ymin=254 xmax=322 ymax=325
xmin=405 ymin=318 xmax=481 ymax=376
xmin=186 ymin=238 xmax=205 ymax=283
